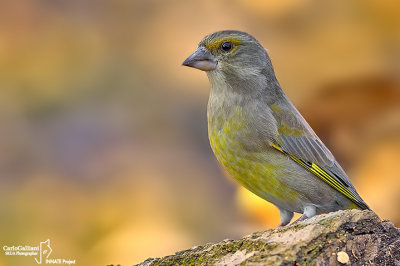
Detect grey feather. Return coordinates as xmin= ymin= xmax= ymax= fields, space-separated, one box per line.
xmin=270 ymin=103 xmax=369 ymax=208
xmin=270 ymin=103 xmax=334 ymax=166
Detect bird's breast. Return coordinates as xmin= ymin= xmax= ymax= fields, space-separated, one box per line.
xmin=207 ymin=105 xmax=270 ymax=179
xmin=207 ymin=106 xmax=246 ymax=166
xmin=207 ymin=103 xmax=293 ymax=205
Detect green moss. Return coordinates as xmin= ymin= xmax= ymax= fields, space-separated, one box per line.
xmin=137 ymin=210 xmax=386 ymax=266
xmin=147 ymin=238 xmax=277 ymax=265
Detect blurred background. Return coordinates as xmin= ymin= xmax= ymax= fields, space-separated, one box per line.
xmin=0 ymin=0 xmax=399 ymax=265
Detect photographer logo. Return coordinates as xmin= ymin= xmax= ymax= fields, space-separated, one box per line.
xmin=3 ymin=239 xmax=75 ymax=264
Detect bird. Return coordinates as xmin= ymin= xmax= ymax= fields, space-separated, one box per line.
xmin=182 ymin=30 xmax=369 ymax=226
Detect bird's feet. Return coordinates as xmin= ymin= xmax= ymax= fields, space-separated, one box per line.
xmin=292 ymin=214 xmax=308 ymax=224
xmin=276 ymin=206 xmax=316 ymax=227
xmin=276 ymin=221 xmax=290 ymax=227
xmin=291 ymin=205 xmax=317 ymax=225
xmin=277 ymin=208 xmax=294 ymax=227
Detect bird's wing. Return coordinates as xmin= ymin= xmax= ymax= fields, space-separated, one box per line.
xmin=269 ymin=103 xmax=369 ymax=209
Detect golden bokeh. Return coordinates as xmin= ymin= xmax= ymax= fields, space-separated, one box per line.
xmin=0 ymin=1 xmax=399 ymax=265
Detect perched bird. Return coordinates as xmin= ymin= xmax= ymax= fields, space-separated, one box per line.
xmin=182 ymin=30 xmax=369 ymax=226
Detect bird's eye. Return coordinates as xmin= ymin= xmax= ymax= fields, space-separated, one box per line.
xmin=220 ymin=41 xmax=233 ymax=52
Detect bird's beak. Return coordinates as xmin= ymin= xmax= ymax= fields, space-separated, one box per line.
xmin=182 ymin=47 xmax=217 ymax=71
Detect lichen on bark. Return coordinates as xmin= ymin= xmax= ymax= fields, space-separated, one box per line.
xmin=137 ymin=210 xmax=400 ymax=265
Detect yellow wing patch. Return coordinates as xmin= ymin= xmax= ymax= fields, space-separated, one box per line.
xmin=271 ymin=143 xmax=369 ymax=210
xmin=277 ymin=123 xmax=303 ymax=137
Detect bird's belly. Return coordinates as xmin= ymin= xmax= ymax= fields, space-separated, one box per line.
xmin=208 ymin=122 xmax=302 ymax=211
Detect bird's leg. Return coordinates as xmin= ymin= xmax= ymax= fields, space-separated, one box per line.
xmin=293 ymin=214 xmax=308 ymax=223
xmin=277 ymin=207 xmax=294 ymax=227
xmin=292 ymin=205 xmax=316 ymax=224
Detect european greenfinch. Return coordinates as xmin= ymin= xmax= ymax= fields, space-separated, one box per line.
xmin=183 ymin=30 xmax=369 ymax=226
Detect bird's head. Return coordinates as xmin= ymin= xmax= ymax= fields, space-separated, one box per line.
xmin=183 ymin=30 xmax=276 ymax=94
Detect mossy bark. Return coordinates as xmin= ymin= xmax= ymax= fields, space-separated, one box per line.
xmin=137 ymin=210 xmax=400 ymax=265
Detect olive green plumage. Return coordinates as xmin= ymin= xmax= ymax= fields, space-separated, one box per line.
xmin=183 ymin=30 xmax=369 ymax=226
